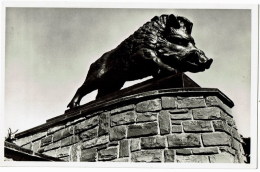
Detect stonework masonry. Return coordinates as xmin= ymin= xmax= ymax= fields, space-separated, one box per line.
xmin=13 ymin=89 xmax=246 ymax=163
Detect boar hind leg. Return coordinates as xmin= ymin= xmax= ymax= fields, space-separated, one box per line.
xmin=67 ymin=79 xmax=97 ymax=109
xmin=96 ymin=81 xmax=125 ymax=99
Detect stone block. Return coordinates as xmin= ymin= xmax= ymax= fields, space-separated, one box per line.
xmin=172 ymin=125 xmax=182 ymax=133
xmin=141 ymin=136 xmax=166 ymax=149
xmin=41 ymin=135 xmax=53 ymax=147
xmin=81 ymin=148 xmax=97 ymax=162
xmin=110 ymin=104 xmax=135 ymax=114
xmin=108 ymin=141 xmax=119 ymax=146
xmin=119 ymin=140 xmax=129 ymax=158
xmin=136 ymin=112 xmax=157 ymax=122
xmin=176 ymin=155 xmax=209 ymax=163
xmin=136 ymin=98 xmax=162 ymax=112
xmin=212 ymin=120 xmax=232 ymax=135
xmin=159 ymin=111 xmax=171 ymax=135
xmin=127 ymin=122 xmax=158 ymax=138
xmin=44 ymin=140 xmax=61 ymax=151
xmin=32 ymin=140 xmax=41 ymax=153
xmin=161 ymin=96 xmax=177 ymax=109
xmin=47 ymin=125 xmax=64 ymax=135
xmin=131 ymin=150 xmax=162 ymax=162
xmin=62 ymin=126 xmax=74 ymax=138
xmin=22 ymin=143 xmax=32 ymax=150
xmin=74 ymin=116 xmax=99 ymax=134
xmin=164 ymin=149 xmax=175 ymax=162
xmin=61 ymin=135 xmax=79 ymax=147
xmin=53 ymin=130 xmax=63 ymax=142
xmin=14 ymin=136 xmax=31 ymax=146
xmin=110 ymin=125 xmax=126 ymax=141
xmin=231 ymin=128 xmax=242 ymax=142
xmin=232 ymin=138 xmax=241 ymax=151
xmin=171 ymin=120 xmax=183 ymax=125
xmin=176 ymin=149 xmax=192 ymax=155
xmin=81 ymin=135 xmax=109 ymax=149
xmin=96 ymin=135 xmax=109 ymax=146
xmin=80 ymin=126 xmax=98 ymax=141
xmin=192 ymin=107 xmax=221 ymax=120
xmin=206 ymin=96 xmax=232 ymax=116
xmin=98 ymin=112 xmax=110 ymax=136
xmin=60 ymin=156 xmax=69 ymax=162
xmin=43 ymin=149 xmax=56 ymax=157
xmin=202 ymin=132 xmax=231 ymax=146
xmin=169 ymin=109 xmax=189 ymax=114
xmin=209 ymin=152 xmax=235 ymax=163
xmin=170 ymin=110 xmax=192 ymax=120
xmin=98 ymin=147 xmax=118 ymax=161
xmin=182 ymin=121 xmax=213 ymax=132
xmin=65 ymin=117 xmax=86 ymax=127
xmin=56 ymin=146 xmax=70 ymax=158
xmin=96 ymin=144 xmax=108 ymax=151
xmin=111 ymin=111 xmax=136 ymax=126
xmin=31 ymin=132 xmax=47 ymax=142
xmin=167 ymin=134 xmax=201 ymax=148
xmin=219 ymin=146 xmax=236 ymax=156
xmin=192 ymin=147 xmax=219 ymax=155
xmin=70 ymin=143 xmax=81 ymax=161
xmin=176 ymin=96 xmax=206 ymax=109
xmin=130 ymin=138 xmax=141 ymax=152
xmin=112 ymin=158 xmax=129 ymax=162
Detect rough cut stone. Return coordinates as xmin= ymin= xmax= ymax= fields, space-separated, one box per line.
xmin=130 ymin=138 xmax=141 ymax=152
xmin=81 ymin=148 xmax=97 ymax=162
xmin=31 ymin=132 xmax=47 ymax=142
xmin=171 ymin=125 xmax=182 ymax=133
xmin=53 ymin=130 xmax=63 ymax=142
xmin=206 ymin=96 xmax=232 ymax=116
xmin=192 ymin=147 xmax=219 ymax=155
xmin=111 ymin=111 xmax=136 ymax=126
xmin=22 ymin=143 xmax=32 ymax=150
xmin=110 ymin=104 xmax=135 ymax=114
xmin=43 ymin=149 xmax=56 ymax=157
xmin=127 ymin=122 xmax=158 ymax=138
xmin=108 ymin=141 xmax=119 ymax=146
xmin=65 ymin=117 xmax=86 ymax=127
xmin=110 ymin=125 xmax=126 ymax=141
xmin=232 ymin=138 xmax=241 ymax=151
xmin=60 ymin=135 xmax=80 ymax=147
xmin=70 ymin=143 xmax=81 ymax=161
xmin=176 ymin=96 xmax=206 ymax=109
xmin=98 ymin=147 xmax=118 ymax=161
xmin=44 ymin=140 xmax=61 ymax=151
xmin=212 ymin=120 xmax=232 ymax=135
xmin=192 ymin=107 xmax=221 ymax=120
xmin=171 ymin=120 xmax=183 ymax=125
xmin=219 ymin=146 xmax=236 ymax=156
xmin=176 ymin=149 xmax=192 ymax=155
xmin=161 ymin=97 xmax=177 ymax=109
xmin=62 ymin=126 xmax=74 ymax=138
xmin=41 ymin=135 xmax=53 ymax=147
xmin=231 ymin=128 xmax=242 ymax=142
xmin=202 ymin=132 xmax=231 ymax=146
xmin=98 ymin=112 xmax=110 ymax=136
xmin=56 ymin=146 xmax=70 ymax=158
xmin=136 ymin=112 xmax=157 ymax=122
xmin=96 ymin=135 xmax=109 ymax=146
xmin=32 ymin=140 xmax=41 ymax=153
xmin=131 ymin=150 xmax=162 ymax=162
xmin=74 ymin=116 xmax=99 ymax=134
xmin=47 ymin=125 xmax=64 ymax=135
xmin=80 ymin=126 xmax=98 ymax=141
xmin=170 ymin=111 xmax=192 ymax=120
xmin=159 ymin=111 xmax=171 ymax=135
xmin=141 ymin=136 xmax=166 ymax=149
xmin=164 ymin=149 xmax=175 ymax=162
xmin=182 ymin=121 xmax=213 ymax=132
xmin=136 ymin=98 xmax=162 ymax=112
xmin=119 ymin=140 xmax=129 ymax=157
xmin=169 ymin=109 xmax=189 ymax=114
xmin=112 ymin=158 xmax=129 ymax=162
xmin=167 ymin=134 xmax=201 ymax=148
xmin=14 ymin=136 xmax=31 ymax=146
xmin=209 ymin=152 xmax=235 ymax=163
xmin=176 ymin=155 xmax=209 ymax=163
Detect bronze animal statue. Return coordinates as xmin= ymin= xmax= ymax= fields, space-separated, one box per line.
xmin=67 ymin=14 xmax=213 ymax=109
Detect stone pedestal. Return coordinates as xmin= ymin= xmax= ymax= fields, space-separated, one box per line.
xmin=13 ymin=74 xmax=246 ymax=163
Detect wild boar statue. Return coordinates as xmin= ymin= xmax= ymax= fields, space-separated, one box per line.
xmin=67 ymin=14 xmax=213 ymax=109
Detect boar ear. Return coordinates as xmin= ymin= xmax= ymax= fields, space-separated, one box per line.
xmin=177 ymin=16 xmax=193 ymax=34
xmin=167 ymin=14 xmax=180 ymax=29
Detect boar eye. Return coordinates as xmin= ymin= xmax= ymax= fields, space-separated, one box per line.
xmin=169 ymin=37 xmax=189 ymax=47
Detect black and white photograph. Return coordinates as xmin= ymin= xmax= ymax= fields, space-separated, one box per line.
xmin=0 ymin=0 xmax=258 ymax=169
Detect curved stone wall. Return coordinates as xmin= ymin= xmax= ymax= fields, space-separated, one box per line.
xmin=13 ymin=88 xmax=246 ymax=163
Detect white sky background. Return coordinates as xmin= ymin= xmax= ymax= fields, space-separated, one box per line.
xmin=4 ymin=8 xmax=251 ymax=137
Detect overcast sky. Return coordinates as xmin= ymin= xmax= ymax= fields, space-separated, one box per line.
xmin=4 ymin=8 xmax=251 ymax=137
